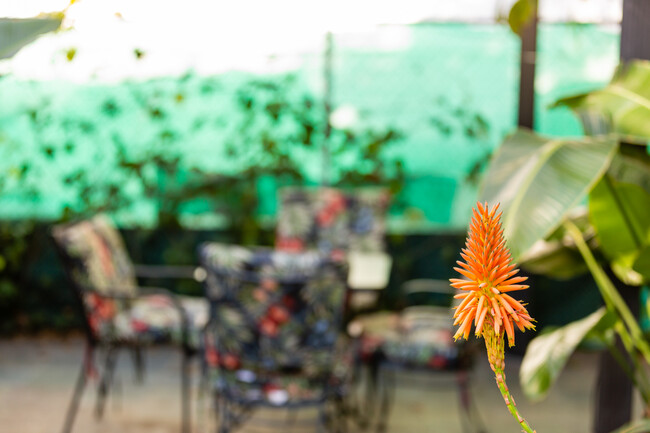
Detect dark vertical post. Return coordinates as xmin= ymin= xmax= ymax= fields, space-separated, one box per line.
xmin=593 ymin=2 xmax=650 ymax=431
xmin=620 ymin=0 xmax=650 ymax=62
xmin=594 ymin=274 xmax=639 ymax=433
xmin=322 ymin=31 xmax=333 ymax=187
xmin=517 ymin=4 xmax=538 ymax=129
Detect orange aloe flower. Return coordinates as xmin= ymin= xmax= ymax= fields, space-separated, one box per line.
xmin=450 ymin=202 xmax=535 ymax=346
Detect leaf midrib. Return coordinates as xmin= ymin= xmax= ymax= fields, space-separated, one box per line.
xmin=503 ymin=138 xmax=565 ymax=240
xmin=607 ymin=83 xmax=650 ymax=118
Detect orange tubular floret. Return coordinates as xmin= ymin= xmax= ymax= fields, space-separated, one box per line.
xmin=475 ymin=305 xmax=488 ymax=335
xmin=450 ymin=202 xmax=535 ymax=346
xmin=502 ymin=309 xmax=515 ymax=346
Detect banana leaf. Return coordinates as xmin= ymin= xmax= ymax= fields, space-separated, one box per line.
xmin=520 ymin=307 xmax=614 ymax=401
xmin=589 ymin=176 xmax=650 ymax=285
xmin=608 ymin=143 xmax=650 ymax=195
xmin=0 ymin=16 xmax=62 ymax=60
xmin=479 ymin=129 xmax=618 ymax=260
xmin=633 ymin=246 xmax=650 ymax=281
xmin=554 ymin=61 xmax=650 ymax=144
xmin=520 ymin=208 xmax=593 ymax=279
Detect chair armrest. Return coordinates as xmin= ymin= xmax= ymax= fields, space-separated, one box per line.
xmin=402 ymin=279 xmax=454 ymax=296
xmin=133 ymin=265 xmax=206 ymax=282
xmin=86 ymin=286 xmax=192 ymax=346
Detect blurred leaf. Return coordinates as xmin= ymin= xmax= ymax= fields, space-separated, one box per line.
xmin=521 ymin=240 xmax=588 ymax=280
xmin=613 ymin=419 xmax=650 ymax=433
xmin=65 ymin=47 xmax=76 ymax=61
xmin=0 ymin=17 xmax=62 ymax=59
xmin=589 ymin=176 xmax=650 ymax=285
xmin=519 ymin=209 xmax=594 ymax=280
xmin=479 ymin=128 xmax=618 ymax=260
xmin=632 ymin=245 xmax=650 ymax=282
xmin=520 ymin=307 xmax=612 ymax=401
xmin=608 ymin=143 xmax=650 ymax=194
xmin=554 ymin=61 xmax=650 ymax=143
xmin=508 ymin=0 xmax=535 ymax=36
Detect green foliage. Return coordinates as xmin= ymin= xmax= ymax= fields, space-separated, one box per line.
xmin=589 ymin=176 xmax=650 ymax=285
xmin=0 ymin=16 xmax=62 ymax=60
xmin=507 ymin=0 xmax=536 ymax=37
xmin=554 ymin=61 xmax=650 ymax=143
xmin=482 ymin=60 xmax=650 ymax=409
xmin=479 ymin=129 xmax=617 ymax=260
xmin=518 ymin=210 xmax=592 ymax=280
xmin=613 ymin=419 xmax=650 ymax=433
xmin=520 ymin=307 xmax=613 ymax=401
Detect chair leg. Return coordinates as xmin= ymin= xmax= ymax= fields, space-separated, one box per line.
xmin=132 ymin=346 xmax=145 ymax=384
xmin=95 ymin=346 xmax=118 ymax=420
xmin=181 ymin=350 xmax=191 ymax=433
xmin=360 ymin=361 xmax=379 ymax=429
xmin=376 ymin=366 xmax=395 ymax=433
xmin=61 ymin=345 xmax=94 ymax=433
xmin=216 ymin=394 xmax=231 ymax=433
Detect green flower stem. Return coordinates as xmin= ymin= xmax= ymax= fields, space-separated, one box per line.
xmin=493 ymin=364 xmax=536 ymax=433
xmin=564 ymin=220 xmax=650 ymax=362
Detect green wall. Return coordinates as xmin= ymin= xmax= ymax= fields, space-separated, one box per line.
xmin=0 ymin=23 xmax=620 ymax=231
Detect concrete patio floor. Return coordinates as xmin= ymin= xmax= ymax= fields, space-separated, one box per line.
xmin=0 ymin=336 xmax=603 ymax=433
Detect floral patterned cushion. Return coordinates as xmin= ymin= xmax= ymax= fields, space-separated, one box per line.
xmin=53 ymin=215 xmax=208 ymax=347
xmin=275 ymin=187 xmax=390 ymax=256
xmin=113 ymin=294 xmax=208 ymax=346
xmin=351 ymin=307 xmax=463 ymax=370
xmin=53 ymin=215 xmax=137 ymax=296
xmin=199 ymin=243 xmax=350 ymax=403
xmin=203 ymin=333 xmax=356 ymax=405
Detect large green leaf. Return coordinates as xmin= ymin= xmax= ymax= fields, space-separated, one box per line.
xmin=520 ymin=307 xmax=613 ymax=401
xmin=555 ymin=61 xmax=650 ymax=143
xmin=0 ymin=17 xmax=62 ymax=60
xmin=608 ymin=143 xmax=650 ymax=195
xmin=479 ymin=129 xmax=618 ymax=260
xmin=589 ymin=176 xmax=650 ymax=285
xmin=520 ymin=209 xmax=592 ymax=279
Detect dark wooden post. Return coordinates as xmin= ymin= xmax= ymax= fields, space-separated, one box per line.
xmin=593 ymin=2 xmax=650 ymax=431
xmin=517 ymin=4 xmax=538 ymax=129
xmin=620 ymin=0 xmax=650 ymax=62
xmin=593 ymin=275 xmax=638 ymax=433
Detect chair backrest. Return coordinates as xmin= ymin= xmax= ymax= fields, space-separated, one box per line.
xmin=52 ymin=215 xmax=137 ymax=341
xmin=199 ymin=242 xmax=348 ymax=380
xmin=402 ymin=279 xmax=455 ymax=307
xmin=275 ymin=186 xmax=390 ymax=256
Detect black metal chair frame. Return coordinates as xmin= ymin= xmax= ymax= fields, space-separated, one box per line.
xmin=357 ymin=279 xmax=487 ymax=433
xmin=52 ymin=229 xmax=201 ymax=433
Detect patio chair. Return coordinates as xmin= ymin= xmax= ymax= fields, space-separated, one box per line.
xmin=51 ymin=215 xmax=208 ymax=433
xmin=349 ymin=279 xmax=485 ymax=433
xmin=198 ymin=242 xmax=350 ymax=433
xmin=275 ymin=186 xmax=392 ymax=306
xmin=275 ymin=186 xmax=392 ymax=425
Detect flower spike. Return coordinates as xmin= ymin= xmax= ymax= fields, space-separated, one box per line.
xmin=451 ymin=202 xmax=536 ymax=433
xmin=450 ymin=202 xmax=535 ymax=346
